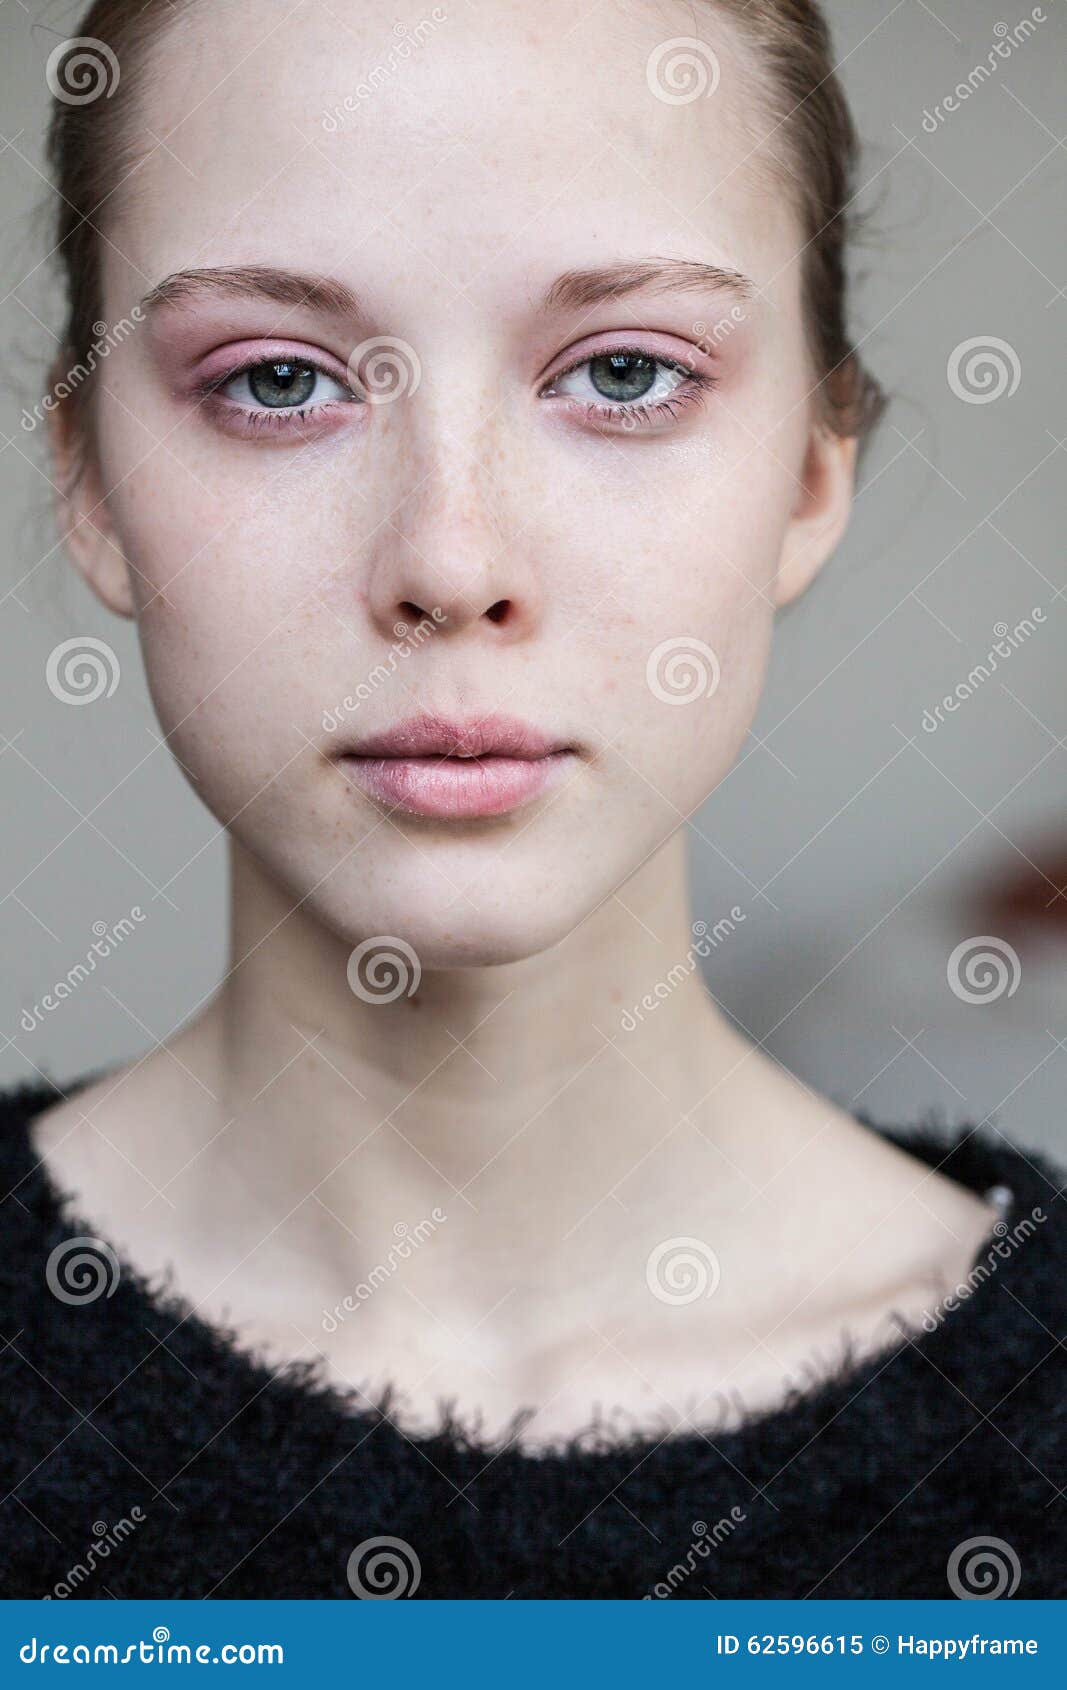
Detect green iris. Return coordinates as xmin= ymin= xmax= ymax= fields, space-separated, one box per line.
xmin=588 ymin=353 xmax=657 ymax=403
xmin=247 ymin=362 xmax=318 ymax=408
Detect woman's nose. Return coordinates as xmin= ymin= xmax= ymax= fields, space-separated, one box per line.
xmin=365 ymin=445 xmax=541 ymax=642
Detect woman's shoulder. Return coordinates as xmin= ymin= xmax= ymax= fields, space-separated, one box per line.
xmin=0 ymin=1073 xmax=69 ymax=1244
xmin=879 ymin=1114 xmax=1067 ymax=1293
xmin=812 ymin=1116 xmax=1067 ymax=1483
xmin=0 ymin=1069 xmax=335 ymax=1453
xmin=869 ymin=1114 xmax=1067 ymax=1346
xmin=0 ymin=1074 xmax=1063 ymax=1596
xmin=0 ymin=1073 xmax=129 ymax=1343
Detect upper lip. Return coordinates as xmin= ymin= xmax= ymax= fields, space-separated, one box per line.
xmin=335 ymin=712 xmax=570 ymax=761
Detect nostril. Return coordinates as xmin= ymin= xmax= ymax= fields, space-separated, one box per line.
xmin=485 ymin=599 xmax=510 ymax=625
xmin=398 ymin=600 xmax=428 ymax=624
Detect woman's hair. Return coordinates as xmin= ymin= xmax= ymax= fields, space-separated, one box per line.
xmin=45 ymin=0 xmax=886 ymax=445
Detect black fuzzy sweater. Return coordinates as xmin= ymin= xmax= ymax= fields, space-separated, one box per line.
xmin=1 ymin=1075 xmax=1064 ymax=1600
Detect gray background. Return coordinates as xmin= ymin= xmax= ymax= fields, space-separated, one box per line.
xmin=2 ymin=0 xmax=1065 ymax=1153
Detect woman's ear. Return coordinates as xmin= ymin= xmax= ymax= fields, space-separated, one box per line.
xmin=773 ymin=424 xmax=857 ymax=611
xmin=47 ymin=390 xmax=136 ymax=619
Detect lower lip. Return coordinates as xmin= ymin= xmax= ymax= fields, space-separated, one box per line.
xmin=336 ymin=751 xmax=575 ymax=818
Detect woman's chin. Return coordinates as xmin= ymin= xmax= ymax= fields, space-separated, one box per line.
xmin=315 ymin=894 xmax=585 ymax=976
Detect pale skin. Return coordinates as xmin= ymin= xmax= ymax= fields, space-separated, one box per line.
xmin=34 ymin=0 xmax=997 ymax=1448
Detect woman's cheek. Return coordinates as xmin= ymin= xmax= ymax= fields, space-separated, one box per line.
xmin=604 ymin=474 xmax=787 ymax=804
xmin=112 ymin=493 xmax=297 ymax=811
xmin=634 ymin=589 xmax=774 ymax=815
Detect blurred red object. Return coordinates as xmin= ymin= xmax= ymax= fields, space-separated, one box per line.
xmin=967 ymin=832 xmax=1067 ymax=940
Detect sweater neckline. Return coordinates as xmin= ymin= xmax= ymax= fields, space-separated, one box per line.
xmin=1 ymin=1070 xmax=1057 ymax=1462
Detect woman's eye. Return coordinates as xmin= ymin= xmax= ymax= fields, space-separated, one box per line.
xmin=547 ymin=351 xmax=695 ymax=409
xmin=220 ymin=360 xmax=352 ymax=410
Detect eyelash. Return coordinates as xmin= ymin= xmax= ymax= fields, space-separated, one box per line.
xmin=540 ymin=346 xmax=715 ymax=429
xmin=195 ymin=347 xmax=714 ymax=435
xmin=194 ymin=361 xmax=352 ymax=436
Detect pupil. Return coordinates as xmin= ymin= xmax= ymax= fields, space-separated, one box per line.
xmin=249 ymin=361 xmax=316 ymax=408
xmin=589 ymin=352 xmax=657 ymax=403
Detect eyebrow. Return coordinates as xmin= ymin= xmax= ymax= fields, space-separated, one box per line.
xmin=139 ymin=266 xmax=364 ymax=319
xmin=539 ymin=258 xmax=755 ymax=314
xmin=138 ymin=256 xmax=756 ymax=321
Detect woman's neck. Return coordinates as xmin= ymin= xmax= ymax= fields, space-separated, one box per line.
xmin=28 ymin=834 xmax=1001 ymax=1446
xmin=205 ymin=832 xmax=753 ymax=1203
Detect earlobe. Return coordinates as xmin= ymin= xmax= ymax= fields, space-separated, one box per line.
xmin=47 ymin=397 xmax=136 ymax=620
xmin=66 ymin=511 xmax=137 ymax=619
xmin=773 ymin=427 xmax=857 ymax=611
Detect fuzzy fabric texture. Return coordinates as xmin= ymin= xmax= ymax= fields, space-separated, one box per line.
xmin=0 ymin=1074 xmax=1064 ymax=1600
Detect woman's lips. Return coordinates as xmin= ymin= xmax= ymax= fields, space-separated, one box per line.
xmin=333 ymin=713 xmax=576 ymax=819
xmin=338 ymin=751 xmax=574 ymax=818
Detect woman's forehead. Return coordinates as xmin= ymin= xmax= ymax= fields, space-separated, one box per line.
xmin=113 ymin=0 xmax=780 ymax=285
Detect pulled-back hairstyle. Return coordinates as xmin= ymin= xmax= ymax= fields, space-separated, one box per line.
xmin=46 ymin=0 xmax=886 ymax=444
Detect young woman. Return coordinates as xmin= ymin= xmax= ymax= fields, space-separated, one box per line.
xmin=2 ymin=0 xmax=1063 ymax=1599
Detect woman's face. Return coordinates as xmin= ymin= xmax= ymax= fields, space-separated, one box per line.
xmin=66 ymin=0 xmax=853 ymax=968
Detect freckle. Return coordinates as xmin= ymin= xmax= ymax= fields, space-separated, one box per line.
xmin=609 ymin=988 xmax=622 ymax=1004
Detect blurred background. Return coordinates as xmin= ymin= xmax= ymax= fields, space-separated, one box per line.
xmin=1 ymin=0 xmax=1065 ymax=1152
